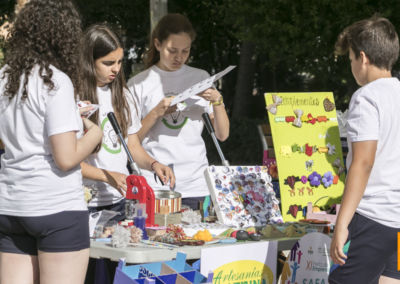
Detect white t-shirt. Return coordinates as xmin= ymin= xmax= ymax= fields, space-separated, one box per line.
xmin=128 ymin=64 xmax=212 ymax=198
xmin=346 ymin=77 xmax=400 ymax=228
xmin=0 ymin=65 xmax=86 ymax=216
xmin=85 ymin=86 xmax=141 ymax=207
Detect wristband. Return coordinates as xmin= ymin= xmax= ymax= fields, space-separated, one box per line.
xmin=211 ymin=96 xmax=223 ymax=106
xmin=150 ymin=160 xmax=159 ymax=171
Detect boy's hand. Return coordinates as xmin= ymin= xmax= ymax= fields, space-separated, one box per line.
xmin=330 ymin=225 xmax=349 ymax=265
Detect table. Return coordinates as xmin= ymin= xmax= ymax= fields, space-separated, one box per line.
xmin=90 ymin=237 xmax=299 ymax=264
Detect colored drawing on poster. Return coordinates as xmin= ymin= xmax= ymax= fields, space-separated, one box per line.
xmin=286 ymin=232 xmax=331 ymax=283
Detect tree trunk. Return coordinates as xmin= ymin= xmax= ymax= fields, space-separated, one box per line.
xmin=150 ymin=0 xmax=168 ymax=33
xmin=232 ymin=41 xmax=256 ymax=118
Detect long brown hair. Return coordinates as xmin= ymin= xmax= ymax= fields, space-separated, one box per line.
xmin=145 ymin=13 xmax=196 ymax=69
xmin=3 ymin=0 xmax=82 ymax=100
xmin=78 ymin=24 xmax=132 ymax=140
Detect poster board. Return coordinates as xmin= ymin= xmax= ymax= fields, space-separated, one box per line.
xmin=205 ymin=165 xmax=283 ymax=228
xmin=201 ymin=241 xmax=277 ymax=284
xmin=282 ymin=232 xmax=331 ymax=284
xmin=265 ymin=92 xmax=345 ymax=222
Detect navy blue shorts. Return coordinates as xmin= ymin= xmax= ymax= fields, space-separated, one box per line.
xmin=0 ymin=211 xmax=89 ymax=255
xmin=329 ymin=213 xmax=400 ymax=283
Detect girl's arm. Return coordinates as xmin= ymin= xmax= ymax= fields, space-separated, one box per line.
xmin=49 ymin=117 xmax=102 ymax=171
xmin=128 ymin=133 xmax=175 ymax=188
xmin=137 ymin=97 xmax=176 ymax=141
xmin=81 ymin=162 xmax=127 ymax=196
xmin=198 ymin=88 xmax=229 ymax=141
xmin=330 ymin=140 xmax=376 ymax=265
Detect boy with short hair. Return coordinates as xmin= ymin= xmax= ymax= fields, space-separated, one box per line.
xmin=330 ymin=16 xmax=400 ymax=283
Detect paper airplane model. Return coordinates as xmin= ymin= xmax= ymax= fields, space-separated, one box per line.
xmin=170 ymin=65 xmax=236 ymax=106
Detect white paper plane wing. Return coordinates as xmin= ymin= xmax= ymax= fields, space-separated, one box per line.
xmin=170 ymin=65 xmax=236 ymax=106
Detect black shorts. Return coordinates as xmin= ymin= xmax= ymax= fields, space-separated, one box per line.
xmin=329 ymin=213 xmax=400 ymax=283
xmin=0 ymin=211 xmax=89 ymax=255
xmin=182 ymin=197 xmax=206 ymax=211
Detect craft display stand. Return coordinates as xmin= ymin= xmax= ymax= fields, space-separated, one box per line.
xmin=264 ymin=92 xmax=346 ymax=222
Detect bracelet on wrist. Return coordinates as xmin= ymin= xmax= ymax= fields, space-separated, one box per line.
xmin=150 ymin=160 xmax=159 ymax=171
xmin=211 ymin=96 xmax=224 ymax=106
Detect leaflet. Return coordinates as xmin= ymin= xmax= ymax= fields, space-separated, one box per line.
xmin=170 ymin=65 xmax=236 ymax=106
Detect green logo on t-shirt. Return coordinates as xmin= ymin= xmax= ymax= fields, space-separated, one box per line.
xmin=161 ymin=116 xmax=188 ymax=129
xmin=101 ymin=117 xmax=122 ymax=154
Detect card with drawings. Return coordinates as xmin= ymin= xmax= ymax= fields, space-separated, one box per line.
xmin=204 ymin=165 xmax=283 ymax=228
xmin=170 ymin=65 xmax=236 ymax=106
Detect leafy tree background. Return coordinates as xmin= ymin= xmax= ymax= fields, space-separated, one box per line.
xmin=2 ymin=0 xmax=400 ymax=164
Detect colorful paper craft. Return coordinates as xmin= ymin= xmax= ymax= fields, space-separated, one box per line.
xmin=205 ymin=165 xmax=283 ymax=228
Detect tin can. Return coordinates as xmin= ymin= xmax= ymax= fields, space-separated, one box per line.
xmin=154 ymin=190 xmax=182 ymax=213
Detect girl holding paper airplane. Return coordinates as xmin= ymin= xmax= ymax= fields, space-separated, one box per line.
xmin=128 ymin=13 xmax=230 ymax=209
xmin=78 ymin=24 xmax=175 ymax=219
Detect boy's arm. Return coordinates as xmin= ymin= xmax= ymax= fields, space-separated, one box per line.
xmin=330 ymin=140 xmax=377 ymax=265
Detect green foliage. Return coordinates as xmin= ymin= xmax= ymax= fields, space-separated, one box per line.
xmin=3 ymin=0 xmax=400 ymax=163
xmin=169 ymin=0 xmax=241 ymax=113
xmin=74 ymin=0 xmax=150 ymax=76
xmin=0 ymin=0 xmax=15 ymax=66
xmin=222 ymin=0 xmax=400 ymax=110
xmin=0 ymin=0 xmax=14 ymax=18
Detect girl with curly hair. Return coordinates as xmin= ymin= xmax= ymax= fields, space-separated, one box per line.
xmin=78 ymin=24 xmax=175 ymax=219
xmin=0 ymin=0 xmax=102 ymax=283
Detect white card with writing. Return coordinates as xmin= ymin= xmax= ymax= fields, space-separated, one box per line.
xmin=170 ymin=65 xmax=236 ymax=106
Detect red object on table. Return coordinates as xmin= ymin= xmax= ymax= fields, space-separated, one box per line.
xmin=126 ymin=175 xmax=155 ymax=227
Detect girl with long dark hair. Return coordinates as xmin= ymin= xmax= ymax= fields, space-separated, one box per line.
xmin=78 ymin=24 xmax=174 ymax=217
xmin=0 ymin=0 xmax=102 ymax=283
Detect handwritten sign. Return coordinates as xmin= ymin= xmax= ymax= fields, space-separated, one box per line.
xmin=201 ymin=241 xmax=277 ymax=284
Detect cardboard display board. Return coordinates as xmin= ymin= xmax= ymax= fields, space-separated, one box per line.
xmin=205 ymin=165 xmax=283 ymax=228
xmin=265 ymin=92 xmax=345 ymax=222
xmin=114 ymin=252 xmax=212 ymax=284
xmin=282 ymin=232 xmax=331 ymax=284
